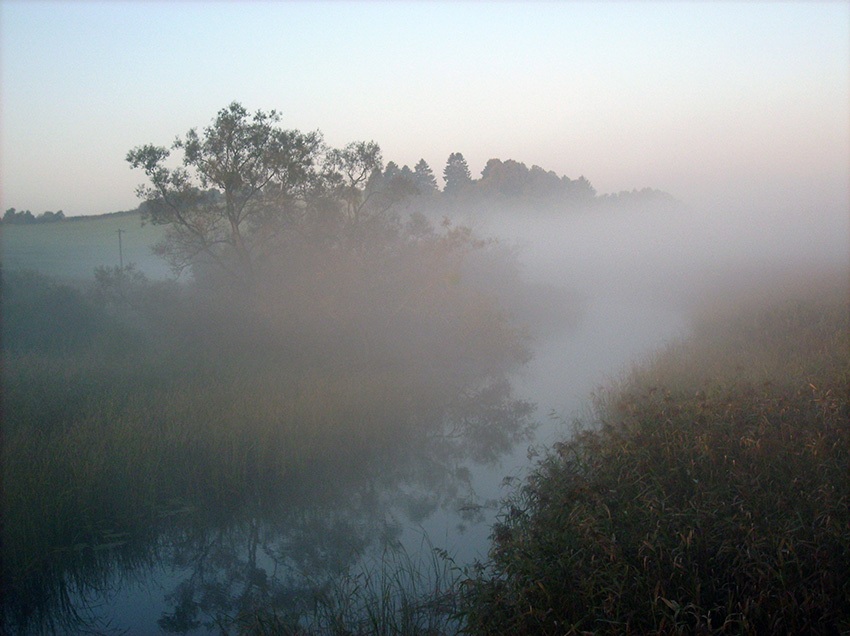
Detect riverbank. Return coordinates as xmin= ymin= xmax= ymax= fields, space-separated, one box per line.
xmin=462 ymin=272 xmax=849 ymax=635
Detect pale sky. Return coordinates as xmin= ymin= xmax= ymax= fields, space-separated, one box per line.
xmin=1 ymin=0 xmax=848 ymax=216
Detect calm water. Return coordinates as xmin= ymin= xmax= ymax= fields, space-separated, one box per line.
xmin=4 ymin=211 xmax=691 ymax=635
xmin=32 ymin=302 xmax=684 ymax=636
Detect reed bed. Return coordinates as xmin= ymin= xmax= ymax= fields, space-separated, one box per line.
xmin=1 ymin=267 xmax=532 ymax=635
xmin=462 ymin=278 xmax=849 ymax=635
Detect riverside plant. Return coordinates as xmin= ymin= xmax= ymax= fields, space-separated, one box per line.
xmin=461 ymin=277 xmax=849 ymax=635
xmin=222 ymin=539 xmax=464 ymax=636
xmin=1 ymin=262 xmax=534 ymax=635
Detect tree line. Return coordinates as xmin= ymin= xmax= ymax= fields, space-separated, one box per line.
xmin=126 ymin=102 xmax=680 ymax=285
xmin=2 ymin=208 xmax=65 ymax=224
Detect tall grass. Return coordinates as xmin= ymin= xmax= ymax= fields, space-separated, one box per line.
xmin=462 ymin=274 xmax=849 ymax=635
xmin=1 ymin=260 xmax=534 ymax=635
xmin=1 ymin=350 xmax=466 ymax=633
xmin=220 ymin=539 xmax=463 ymax=636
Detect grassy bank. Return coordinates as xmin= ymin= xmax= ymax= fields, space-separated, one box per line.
xmin=462 ymin=273 xmax=849 ymax=635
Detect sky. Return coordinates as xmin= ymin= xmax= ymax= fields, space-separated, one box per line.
xmin=1 ymin=1 xmax=848 ymax=217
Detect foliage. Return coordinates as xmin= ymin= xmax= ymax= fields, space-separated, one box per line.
xmin=126 ymin=103 xmax=444 ymax=287
xmin=127 ymin=102 xmax=325 ymax=280
xmin=413 ymin=159 xmax=439 ymax=195
xmin=596 ymin=187 xmax=680 ymax=211
xmin=1 ymin=270 xmax=138 ymax=354
xmin=442 ymin=152 xmax=472 ymax=196
xmin=322 ymin=141 xmax=420 ymax=252
xmin=2 ymin=207 xmax=65 ymax=224
xmin=216 ymin=540 xmax=464 ymax=636
xmin=1 ymin=200 xmax=535 ymax=634
xmin=462 ymin=284 xmax=850 ymax=635
xmin=476 ymin=159 xmax=596 ymax=206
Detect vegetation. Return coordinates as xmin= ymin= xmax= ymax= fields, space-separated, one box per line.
xmin=122 ymin=101 xmax=677 ymax=287
xmin=1 ymin=169 xmax=535 ymax=634
xmin=2 ymin=207 xmax=65 ymax=224
xmin=0 ymin=211 xmax=169 ymax=281
xmin=126 ymin=102 xmax=328 ymax=280
xmin=195 ymin=540 xmax=464 ymax=636
xmin=4 ymin=103 xmax=678 ymax=292
xmin=8 ymin=102 xmax=830 ymax=635
xmin=125 ymin=102 xmax=645 ymax=287
xmin=462 ymin=276 xmax=849 ymax=635
xmin=5 ymin=218 xmax=846 ymax=636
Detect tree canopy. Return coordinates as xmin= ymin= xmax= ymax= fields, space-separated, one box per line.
xmin=127 ymin=103 xmax=435 ymax=284
xmin=127 ymin=102 xmax=327 ymax=281
xmin=128 ymin=102 xmax=678 ymax=284
xmin=443 ymin=152 xmax=473 ymax=195
xmin=2 ymin=208 xmax=65 ymax=224
xmin=413 ymin=159 xmax=439 ymax=194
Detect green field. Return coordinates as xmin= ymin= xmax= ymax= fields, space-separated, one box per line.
xmin=1 ymin=213 xmax=172 ymax=282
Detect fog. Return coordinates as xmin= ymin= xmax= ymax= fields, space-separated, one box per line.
xmin=492 ymin=197 xmax=847 ymax=402
xmin=3 ymin=125 xmax=849 ymax=635
xmin=5 ymin=170 xmax=849 ymax=633
xmin=410 ymin=188 xmax=850 ymax=549
xmin=2 ymin=0 xmax=848 ymax=629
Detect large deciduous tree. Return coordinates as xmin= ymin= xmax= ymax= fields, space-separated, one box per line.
xmin=325 ymin=141 xmax=384 ymax=233
xmin=127 ymin=102 xmax=322 ymax=281
xmin=323 ymin=143 xmax=419 ymax=251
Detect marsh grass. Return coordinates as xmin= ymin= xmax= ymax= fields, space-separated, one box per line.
xmin=1 ymin=263 xmax=533 ymax=634
xmin=462 ymin=275 xmax=849 ymax=635
xmin=1 ymin=359 xmax=419 ymax=634
xmin=222 ymin=540 xmax=463 ymax=636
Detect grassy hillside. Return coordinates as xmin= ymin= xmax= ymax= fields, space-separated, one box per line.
xmin=1 ymin=213 xmax=170 ymax=282
xmin=463 ymin=272 xmax=849 ymax=636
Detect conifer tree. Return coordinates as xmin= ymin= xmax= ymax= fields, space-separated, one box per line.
xmin=443 ymin=152 xmax=472 ymax=195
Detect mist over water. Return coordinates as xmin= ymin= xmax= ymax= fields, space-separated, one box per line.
xmin=470 ymin=193 xmax=849 ymax=458
xmin=479 ymin=198 xmax=848 ymax=302
xmin=3 ymin=174 xmax=848 ymax=634
xmin=1 ymin=0 xmax=847 ymax=630
xmin=378 ymin=183 xmax=850 ymax=575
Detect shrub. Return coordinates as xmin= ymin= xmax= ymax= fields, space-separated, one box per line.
xmin=462 ymin=284 xmax=850 ymax=635
xmin=1 ymin=270 xmax=135 ymax=353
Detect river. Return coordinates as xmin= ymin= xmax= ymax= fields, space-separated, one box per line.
xmin=14 ymin=199 xmax=837 ymax=635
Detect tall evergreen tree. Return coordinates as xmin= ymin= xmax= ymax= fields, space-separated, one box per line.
xmin=413 ymin=159 xmax=438 ymax=194
xmin=382 ymin=161 xmax=401 ymax=181
xmin=443 ymin=152 xmax=472 ymax=195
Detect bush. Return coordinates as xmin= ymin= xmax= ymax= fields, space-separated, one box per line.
xmin=463 ymin=283 xmax=850 ymax=635
xmin=1 ymin=269 xmax=143 ymax=354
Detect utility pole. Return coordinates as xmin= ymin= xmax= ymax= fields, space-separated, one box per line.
xmin=117 ymin=229 xmax=125 ymax=269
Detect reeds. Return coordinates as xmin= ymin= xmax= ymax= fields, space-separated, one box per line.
xmin=1 ymin=266 xmax=533 ymax=635
xmin=225 ymin=540 xmax=463 ymax=636
xmin=462 ymin=278 xmax=850 ymax=635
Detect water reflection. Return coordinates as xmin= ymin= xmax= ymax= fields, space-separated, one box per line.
xmin=2 ymin=366 xmax=533 ymax=635
xmin=2 ymin=215 xmax=549 ymax=635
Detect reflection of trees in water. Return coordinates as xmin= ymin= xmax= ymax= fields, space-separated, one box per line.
xmin=2 ymin=193 xmax=539 ymax=633
xmin=157 ymin=379 xmax=535 ymax=633
xmin=2 ymin=369 xmax=534 ymax=635
xmin=156 ymin=501 xmax=397 ymax=632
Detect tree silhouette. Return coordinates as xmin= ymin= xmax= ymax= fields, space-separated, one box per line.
xmin=442 ymin=152 xmax=472 ymax=195
xmin=413 ymin=159 xmax=439 ymax=194
xmin=127 ymin=102 xmax=323 ymax=281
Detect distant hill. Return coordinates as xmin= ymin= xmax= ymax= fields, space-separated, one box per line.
xmin=65 ymin=208 xmax=143 ymax=221
xmin=1 ymin=211 xmax=172 ymax=282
